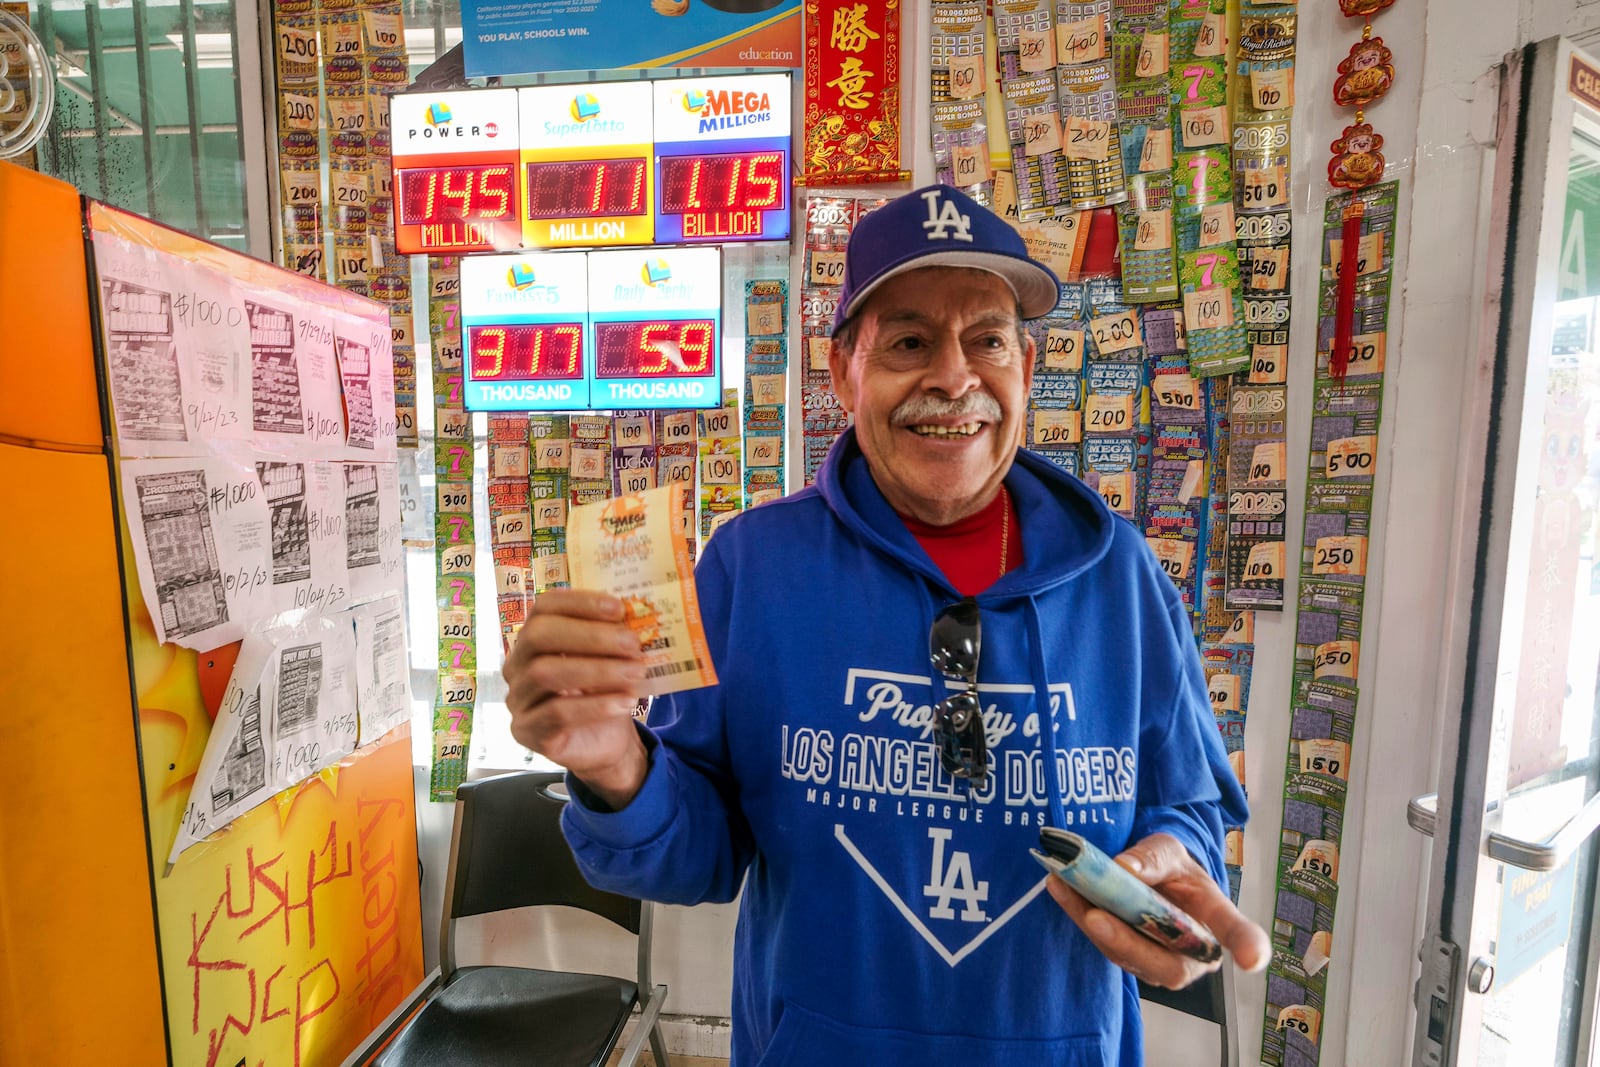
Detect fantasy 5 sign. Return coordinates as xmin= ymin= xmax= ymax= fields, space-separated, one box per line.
xmin=459 ymin=246 xmax=723 ymax=412
xmin=390 ymin=74 xmax=792 ymax=256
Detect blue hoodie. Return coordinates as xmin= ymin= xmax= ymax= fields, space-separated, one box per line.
xmin=564 ymin=430 xmax=1248 ymax=1066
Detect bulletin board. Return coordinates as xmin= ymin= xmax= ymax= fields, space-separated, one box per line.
xmin=87 ymin=200 xmax=425 ymax=1067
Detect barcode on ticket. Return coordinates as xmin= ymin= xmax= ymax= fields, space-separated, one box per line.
xmin=646 ymin=659 xmax=701 ymax=679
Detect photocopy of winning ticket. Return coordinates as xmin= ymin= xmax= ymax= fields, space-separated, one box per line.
xmin=566 ymin=483 xmax=718 ymax=696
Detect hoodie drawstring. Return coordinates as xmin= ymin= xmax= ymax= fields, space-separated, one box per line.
xmin=1025 ymin=598 xmax=1067 ymax=829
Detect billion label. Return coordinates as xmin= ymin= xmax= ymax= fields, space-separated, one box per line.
xmin=683 ymin=211 xmax=765 ymax=238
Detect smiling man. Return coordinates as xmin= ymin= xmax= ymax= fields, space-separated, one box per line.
xmin=505 ymin=184 xmax=1267 ymax=1066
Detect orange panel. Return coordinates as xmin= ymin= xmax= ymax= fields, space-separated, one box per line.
xmin=0 ymin=440 xmax=166 ymax=1063
xmin=0 ymin=162 xmax=100 ymax=450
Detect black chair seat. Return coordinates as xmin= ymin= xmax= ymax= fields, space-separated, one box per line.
xmin=346 ymin=774 xmax=670 ymax=1067
xmin=377 ymin=966 xmax=639 ymax=1067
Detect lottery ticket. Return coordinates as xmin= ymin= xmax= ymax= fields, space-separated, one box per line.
xmin=1004 ymin=72 xmax=1074 ymax=219
xmin=566 ymin=483 xmax=718 ymax=696
xmin=932 ymin=2 xmax=990 ymax=103
xmin=1055 ymin=55 xmax=1128 ymax=208
xmin=430 ymin=255 xmax=474 ymax=801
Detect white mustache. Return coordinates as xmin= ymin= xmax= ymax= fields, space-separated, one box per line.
xmin=892 ymin=393 xmax=1003 ymax=426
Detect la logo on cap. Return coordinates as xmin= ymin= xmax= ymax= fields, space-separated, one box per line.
xmin=920 ymin=189 xmax=974 ymax=242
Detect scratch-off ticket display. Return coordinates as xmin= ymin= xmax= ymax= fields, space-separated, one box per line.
xmin=700 ymin=389 xmax=742 ymax=539
xmin=488 ymin=413 xmax=532 ymax=654
xmin=530 ymin=414 xmax=572 ymax=594
xmin=801 ymin=192 xmax=871 ymax=485
xmin=429 ymin=255 xmax=475 ymax=801
xmin=1260 ymin=182 xmax=1399 ymax=1067
xmin=744 ymin=280 xmax=788 ymax=507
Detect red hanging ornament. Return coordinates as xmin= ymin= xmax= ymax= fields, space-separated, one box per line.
xmin=1330 ymin=200 xmax=1366 ymax=382
xmin=1328 ymin=121 xmax=1386 ymax=190
xmin=1338 ymin=0 xmax=1396 ymax=15
xmin=1333 ymin=35 xmax=1396 ymax=109
xmin=1327 ymin=8 xmax=1395 ymax=383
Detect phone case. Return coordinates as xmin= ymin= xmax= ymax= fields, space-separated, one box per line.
xmin=1032 ymin=827 xmax=1223 ymax=963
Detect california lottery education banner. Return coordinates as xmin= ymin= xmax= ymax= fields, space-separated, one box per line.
xmin=461 ymin=0 xmax=801 ymax=79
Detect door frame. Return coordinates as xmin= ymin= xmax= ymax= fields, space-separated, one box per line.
xmin=1411 ymin=35 xmax=1600 ymax=1067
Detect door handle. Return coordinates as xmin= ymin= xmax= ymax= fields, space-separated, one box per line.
xmin=1408 ymin=793 xmax=1437 ymax=837
xmin=1486 ymin=790 xmax=1600 ymax=871
xmin=1408 ymin=789 xmax=1600 ymax=871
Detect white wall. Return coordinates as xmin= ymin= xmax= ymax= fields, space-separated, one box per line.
xmin=411 ymin=2 xmax=1600 ymax=1062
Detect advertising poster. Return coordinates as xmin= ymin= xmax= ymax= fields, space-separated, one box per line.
xmin=461 ymin=0 xmax=801 ymax=79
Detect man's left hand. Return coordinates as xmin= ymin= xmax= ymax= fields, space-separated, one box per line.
xmin=1047 ymin=832 xmax=1271 ymax=989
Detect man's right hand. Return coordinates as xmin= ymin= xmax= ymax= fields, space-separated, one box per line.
xmin=504 ymin=588 xmax=652 ymax=809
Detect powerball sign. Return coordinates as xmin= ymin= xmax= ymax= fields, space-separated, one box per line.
xmin=389 ymin=89 xmax=521 ymax=255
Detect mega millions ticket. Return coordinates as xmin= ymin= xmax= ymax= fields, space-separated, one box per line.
xmin=566 ymin=483 xmax=718 ymax=696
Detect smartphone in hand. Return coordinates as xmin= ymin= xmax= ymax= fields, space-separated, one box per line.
xmin=1031 ymin=827 xmax=1223 ymax=964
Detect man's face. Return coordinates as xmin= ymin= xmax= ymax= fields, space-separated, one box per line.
xmin=829 ymin=267 xmax=1035 ymax=526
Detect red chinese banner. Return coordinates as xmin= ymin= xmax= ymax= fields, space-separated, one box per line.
xmin=801 ymin=0 xmax=908 ymax=185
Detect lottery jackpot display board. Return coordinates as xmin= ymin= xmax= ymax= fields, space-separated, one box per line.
xmin=653 ymin=75 xmax=792 ymax=244
xmin=391 ymin=89 xmax=523 ymax=255
xmin=389 ymin=74 xmax=792 ymax=256
xmin=519 ymin=81 xmax=656 ymax=249
xmin=461 ymin=246 xmax=723 ymax=412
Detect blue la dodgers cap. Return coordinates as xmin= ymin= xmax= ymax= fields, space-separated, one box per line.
xmin=830 ymin=183 xmax=1062 ymax=335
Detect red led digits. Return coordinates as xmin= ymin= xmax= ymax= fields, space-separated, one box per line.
xmin=525 ymin=159 xmax=648 ymax=219
xmin=397 ymin=165 xmax=515 ymax=225
xmin=660 ymin=152 xmax=785 ymax=213
xmin=469 ymin=323 xmax=584 ymax=381
xmin=594 ymin=320 xmax=717 ymax=378
xmin=472 ymin=326 xmax=507 ymax=378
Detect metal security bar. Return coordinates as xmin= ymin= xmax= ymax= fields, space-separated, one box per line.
xmin=26 ymin=0 xmax=261 ymax=251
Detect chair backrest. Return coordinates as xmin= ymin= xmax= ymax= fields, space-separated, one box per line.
xmin=1139 ymin=967 xmax=1239 ymax=1067
xmin=442 ymin=770 xmax=642 ymax=954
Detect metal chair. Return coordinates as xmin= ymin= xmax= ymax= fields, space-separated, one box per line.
xmin=1139 ymin=966 xmax=1239 ymax=1067
xmin=346 ymin=771 xmax=670 ymax=1067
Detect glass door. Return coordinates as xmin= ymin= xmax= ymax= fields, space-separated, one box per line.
xmin=1409 ymin=36 xmax=1600 ymax=1067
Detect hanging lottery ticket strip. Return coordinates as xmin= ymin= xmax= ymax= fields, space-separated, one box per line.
xmin=613 ymin=411 xmax=656 ymax=504
xmin=429 ymin=255 xmax=475 ymax=800
xmin=930 ymin=2 xmax=996 ymax=203
xmin=657 ymin=411 xmax=699 ymax=558
xmin=1225 ymin=1 xmax=1298 ymax=614
xmin=924 ymin=1 xmax=1267 ymax=898
xmin=488 ymin=413 xmax=532 ymax=657
xmin=700 ymin=390 xmax=742 ymax=539
xmin=744 ymin=281 xmax=789 ymax=507
xmin=1259 ymin=180 xmax=1398 ymax=1066
xmin=530 ymin=415 xmax=571 ymax=594
xmin=801 ymin=193 xmax=887 ymax=485
xmin=271 ymin=0 xmax=414 ymax=443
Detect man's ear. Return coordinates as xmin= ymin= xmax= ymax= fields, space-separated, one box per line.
xmin=827 ymin=336 xmax=856 ymax=414
xmin=1022 ymin=332 xmax=1036 ymax=394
